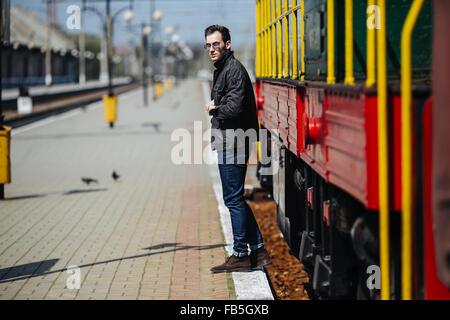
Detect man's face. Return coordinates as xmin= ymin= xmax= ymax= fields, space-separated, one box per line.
xmin=205 ymin=31 xmax=231 ymax=62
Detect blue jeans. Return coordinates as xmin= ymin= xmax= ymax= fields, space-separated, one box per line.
xmin=218 ymin=150 xmax=264 ymax=257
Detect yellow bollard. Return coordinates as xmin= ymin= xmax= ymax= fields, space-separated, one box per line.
xmin=0 ymin=126 xmax=11 ymax=184
xmin=155 ymin=82 xmax=164 ymax=98
xmin=103 ymin=95 xmax=117 ymax=128
xmin=165 ymin=79 xmax=173 ymax=90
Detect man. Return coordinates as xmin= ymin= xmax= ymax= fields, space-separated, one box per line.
xmin=204 ymin=25 xmax=271 ymax=273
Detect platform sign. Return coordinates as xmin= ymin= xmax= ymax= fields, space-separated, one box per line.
xmin=17 ymin=97 xmax=32 ymax=114
xmin=0 ymin=0 xmax=10 ymax=45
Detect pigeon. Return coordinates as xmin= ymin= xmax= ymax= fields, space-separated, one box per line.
xmin=81 ymin=177 xmax=98 ymax=185
xmin=112 ymin=171 xmax=120 ymax=182
xmin=151 ymin=123 xmax=160 ymax=132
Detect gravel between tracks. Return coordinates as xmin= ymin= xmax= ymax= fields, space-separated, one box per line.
xmin=247 ymin=191 xmax=310 ymax=300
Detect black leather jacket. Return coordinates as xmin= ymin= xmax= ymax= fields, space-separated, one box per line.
xmin=209 ymin=51 xmax=259 ymax=152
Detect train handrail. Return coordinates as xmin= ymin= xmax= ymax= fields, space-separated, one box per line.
xmin=366 ymin=0 xmax=377 ymax=87
xmin=300 ymin=0 xmax=305 ymax=81
xmin=261 ymin=0 xmax=266 ymax=77
xmin=259 ymin=0 xmax=262 ymax=76
xmin=268 ymin=0 xmax=271 ymax=77
xmin=256 ymin=0 xmax=356 ymax=84
xmin=256 ymin=0 xmax=304 ymax=79
xmin=272 ymin=0 xmax=278 ymax=78
xmin=268 ymin=0 xmax=274 ymax=77
xmin=400 ymin=0 xmax=426 ymax=301
xmin=345 ymin=0 xmax=355 ymax=85
xmin=376 ymin=0 xmax=391 ymax=301
xmin=277 ymin=0 xmax=283 ymax=78
xmin=261 ymin=0 xmax=264 ymax=76
xmin=256 ymin=0 xmax=261 ymax=77
xmin=292 ymin=0 xmax=299 ymax=80
xmin=283 ymin=0 xmax=289 ymax=78
xmin=327 ymin=0 xmax=336 ymax=84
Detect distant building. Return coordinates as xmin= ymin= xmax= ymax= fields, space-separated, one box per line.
xmin=1 ymin=5 xmax=78 ymax=88
xmin=10 ymin=5 xmax=76 ymax=50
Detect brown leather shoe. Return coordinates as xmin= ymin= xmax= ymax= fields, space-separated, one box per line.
xmin=210 ymin=255 xmax=251 ymax=273
xmin=250 ymin=247 xmax=271 ymax=268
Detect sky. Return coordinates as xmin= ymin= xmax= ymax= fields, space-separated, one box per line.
xmin=11 ymin=0 xmax=257 ymax=49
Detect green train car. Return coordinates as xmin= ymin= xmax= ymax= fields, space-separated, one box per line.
xmin=304 ymin=0 xmax=432 ymax=81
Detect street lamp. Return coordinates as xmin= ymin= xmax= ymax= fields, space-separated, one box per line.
xmin=171 ymin=34 xmax=180 ymax=43
xmin=80 ymin=0 xmax=134 ymax=122
xmin=102 ymin=0 xmax=134 ymax=128
xmin=143 ymin=26 xmax=152 ymax=36
xmin=150 ymin=9 xmax=164 ymax=100
xmin=81 ymin=1 xmax=110 ymax=83
xmin=45 ymin=0 xmax=52 ymax=86
xmin=106 ymin=0 xmax=134 ymax=96
xmin=165 ymin=26 xmax=174 ymax=36
xmin=142 ymin=24 xmax=152 ymax=106
xmin=137 ymin=23 xmax=151 ymax=106
xmin=152 ymin=10 xmax=163 ymax=21
xmin=124 ymin=21 xmax=151 ymax=106
xmin=162 ymin=26 xmax=176 ymax=89
xmin=0 ymin=0 xmax=11 ymax=199
xmin=123 ymin=9 xmax=133 ymax=22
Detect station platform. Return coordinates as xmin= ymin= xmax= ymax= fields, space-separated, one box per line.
xmin=0 ymin=80 xmax=273 ymax=300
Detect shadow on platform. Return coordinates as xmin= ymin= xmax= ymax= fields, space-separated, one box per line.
xmin=1 ymin=194 xmax=46 ymax=201
xmin=0 ymin=243 xmax=226 ymax=284
xmin=142 ymin=243 xmax=226 ymax=251
xmin=1 ymin=188 xmax=108 ymax=201
xmin=0 ymin=259 xmax=59 ymax=282
xmin=63 ymin=188 xmax=108 ymax=195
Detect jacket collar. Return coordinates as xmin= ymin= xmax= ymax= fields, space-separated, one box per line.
xmin=213 ymin=50 xmax=234 ymax=70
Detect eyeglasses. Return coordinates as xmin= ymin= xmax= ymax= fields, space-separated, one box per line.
xmin=204 ymin=42 xmax=221 ymax=50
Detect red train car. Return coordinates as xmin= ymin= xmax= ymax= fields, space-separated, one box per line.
xmin=254 ymin=0 xmax=449 ymax=299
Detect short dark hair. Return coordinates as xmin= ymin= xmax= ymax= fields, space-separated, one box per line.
xmin=204 ymin=25 xmax=231 ymax=43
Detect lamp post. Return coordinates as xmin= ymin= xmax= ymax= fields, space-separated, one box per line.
xmin=0 ymin=0 xmax=11 ymax=200
xmin=82 ymin=1 xmax=133 ymax=128
xmin=153 ymin=10 xmax=163 ymax=80
xmin=78 ymin=0 xmax=88 ymax=85
xmin=106 ymin=0 xmax=113 ymax=96
xmin=91 ymin=0 xmax=132 ymax=128
xmin=124 ymin=21 xmax=150 ymax=106
xmin=83 ymin=1 xmax=133 ymax=86
xmin=151 ymin=9 xmax=163 ymax=100
xmin=148 ymin=0 xmax=155 ymax=84
xmin=106 ymin=0 xmax=133 ymax=96
xmin=141 ymin=24 xmax=151 ymax=106
xmin=163 ymin=25 xmax=174 ymax=84
xmin=45 ymin=0 xmax=52 ymax=86
xmin=80 ymin=2 xmax=108 ymax=83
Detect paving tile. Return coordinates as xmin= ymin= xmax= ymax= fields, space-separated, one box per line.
xmin=0 ymin=81 xmax=235 ymax=300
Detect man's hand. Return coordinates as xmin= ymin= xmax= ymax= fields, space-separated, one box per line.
xmin=206 ymin=100 xmax=216 ymax=112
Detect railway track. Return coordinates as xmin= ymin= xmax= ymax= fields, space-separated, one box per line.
xmin=248 ymin=191 xmax=311 ymax=300
xmin=2 ymin=81 xmax=140 ymax=128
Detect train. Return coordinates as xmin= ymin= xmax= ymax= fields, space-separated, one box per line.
xmin=1 ymin=43 xmax=78 ymax=89
xmin=253 ymin=0 xmax=450 ymax=299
